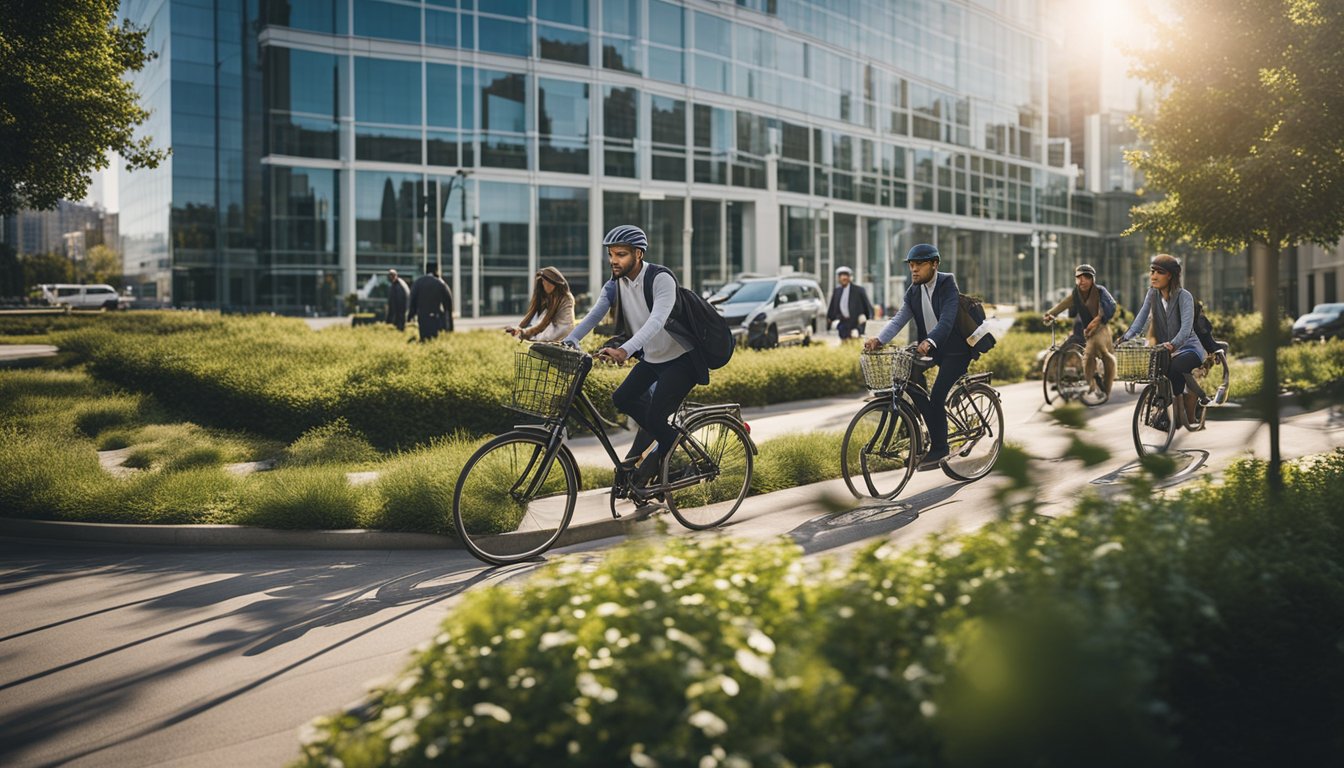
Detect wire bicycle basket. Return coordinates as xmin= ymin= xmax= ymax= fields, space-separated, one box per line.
xmin=510 ymin=343 xmax=586 ymax=420
xmin=1115 ymin=344 xmax=1170 ymax=384
xmin=861 ymin=347 xmax=916 ymax=393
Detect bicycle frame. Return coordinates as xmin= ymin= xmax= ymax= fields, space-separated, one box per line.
xmin=864 ymin=363 xmax=997 ymax=459
xmin=516 ymin=356 xmax=755 ymax=503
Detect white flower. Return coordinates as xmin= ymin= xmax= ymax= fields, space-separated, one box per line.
xmin=1092 ymin=541 xmax=1123 ymax=559
xmin=472 ymin=702 xmax=512 ymax=723
xmin=539 ymin=630 xmax=578 ymax=651
xmin=735 ymin=648 xmax=771 ymax=679
xmin=746 ymin=629 xmax=775 ymax=655
xmin=688 ymin=709 xmax=728 ymax=737
xmin=666 ymin=627 xmax=706 ymax=655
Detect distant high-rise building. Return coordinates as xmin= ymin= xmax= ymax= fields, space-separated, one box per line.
xmin=0 ymin=200 xmax=106 ymax=257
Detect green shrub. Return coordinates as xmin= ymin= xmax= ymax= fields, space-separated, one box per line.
xmin=364 ymin=437 xmax=483 ymax=535
xmin=108 ymin=422 xmax=275 ymax=471
xmin=750 ymin=430 xmax=845 ymax=494
xmin=0 ymin=427 xmax=108 ymax=520
xmin=238 ymin=466 xmax=369 ymax=530
xmin=116 ymin=467 xmax=245 ymax=525
xmin=295 ymin=451 xmax=1344 ymax=768
xmin=283 ymin=419 xmax=379 ymax=467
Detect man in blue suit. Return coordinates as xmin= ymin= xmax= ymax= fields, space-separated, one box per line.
xmin=864 ymin=243 xmax=973 ymax=471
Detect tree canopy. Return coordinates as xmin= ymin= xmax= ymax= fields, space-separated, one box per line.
xmin=0 ymin=0 xmax=166 ymax=214
xmin=1127 ymin=0 xmax=1344 ymax=252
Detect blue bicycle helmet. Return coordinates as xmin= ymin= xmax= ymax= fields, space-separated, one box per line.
xmin=904 ymin=243 xmax=940 ymax=262
xmin=602 ymin=225 xmax=649 ymax=252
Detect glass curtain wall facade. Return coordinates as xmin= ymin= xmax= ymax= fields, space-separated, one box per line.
xmin=121 ymin=0 xmax=1110 ymax=315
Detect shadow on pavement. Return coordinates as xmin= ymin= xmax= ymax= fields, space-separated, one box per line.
xmin=788 ymin=482 xmax=968 ymax=555
xmin=0 ymin=544 xmax=511 ymax=767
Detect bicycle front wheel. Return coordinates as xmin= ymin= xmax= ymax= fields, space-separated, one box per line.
xmin=453 ymin=432 xmax=578 ymax=565
xmin=1042 ymin=350 xmax=1061 ymax=404
xmin=1132 ymin=384 xmax=1176 ymax=458
xmin=663 ymin=417 xmax=754 ymax=530
xmin=942 ymin=384 xmax=1005 ymax=481
xmin=841 ymin=399 xmax=918 ymax=499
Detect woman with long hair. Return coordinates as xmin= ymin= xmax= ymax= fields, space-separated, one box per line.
xmin=1117 ymin=253 xmax=1207 ymax=430
xmin=506 ymin=266 xmax=575 ymax=342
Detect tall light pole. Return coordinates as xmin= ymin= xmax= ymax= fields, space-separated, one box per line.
xmin=1031 ymin=232 xmax=1040 ymax=310
xmin=1030 ymin=231 xmax=1058 ymax=310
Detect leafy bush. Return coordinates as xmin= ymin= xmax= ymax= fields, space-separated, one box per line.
xmin=283 ymin=419 xmax=380 ymax=467
xmin=295 ymin=451 xmax=1344 ymax=768
xmin=1225 ymin=339 xmax=1344 ymax=402
xmin=237 ymin=466 xmax=369 ymax=530
xmin=1204 ymin=309 xmax=1292 ymax=354
xmin=749 ymin=430 xmax=844 ymax=494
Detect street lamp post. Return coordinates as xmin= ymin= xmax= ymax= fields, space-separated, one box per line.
xmin=427 ymin=168 xmax=471 ymax=276
xmin=1030 ymin=231 xmax=1058 ymax=310
xmin=1031 ymin=232 xmax=1040 ymax=310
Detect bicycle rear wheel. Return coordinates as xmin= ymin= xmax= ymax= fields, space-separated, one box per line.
xmin=1054 ymin=345 xmax=1087 ymax=403
xmin=1131 ymin=384 xmax=1176 ymax=458
xmin=453 ymin=432 xmax=578 ymax=565
xmin=942 ymin=384 xmax=1005 ymax=481
xmin=662 ymin=417 xmax=753 ymax=529
xmin=841 ymin=399 xmax=918 ymax=499
xmin=1042 ymin=350 xmax=1061 ymax=404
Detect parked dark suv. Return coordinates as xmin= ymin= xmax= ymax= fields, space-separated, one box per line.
xmin=1292 ymin=302 xmax=1344 ymax=341
xmin=715 ymin=276 xmax=827 ymax=348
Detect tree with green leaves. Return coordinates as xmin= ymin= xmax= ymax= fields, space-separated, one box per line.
xmin=1127 ymin=0 xmax=1344 ymax=488
xmin=0 ymin=0 xmax=166 ymax=214
xmin=82 ymin=243 xmax=122 ymax=287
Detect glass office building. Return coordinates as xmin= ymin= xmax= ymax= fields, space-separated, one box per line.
xmin=120 ymin=0 xmax=1102 ymax=315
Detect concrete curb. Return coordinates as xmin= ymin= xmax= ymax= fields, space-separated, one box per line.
xmin=0 ymin=512 xmax=651 ymax=551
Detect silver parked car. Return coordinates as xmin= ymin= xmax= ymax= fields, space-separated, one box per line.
xmin=715 ymin=276 xmax=828 ymax=348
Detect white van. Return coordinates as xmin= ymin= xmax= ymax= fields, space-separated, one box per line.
xmin=39 ymin=284 xmax=129 ymax=310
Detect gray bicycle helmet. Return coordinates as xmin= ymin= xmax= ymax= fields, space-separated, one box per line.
xmin=602 ymin=224 xmax=648 ymax=252
xmin=904 ymin=244 xmax=940 ymax=262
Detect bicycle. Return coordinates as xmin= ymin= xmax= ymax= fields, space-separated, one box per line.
xmin=840 ymin=345 xmax=1005 ymax=500
xmin=1117 ymin=339 xmax=1231 ymax=458
xmin=452 ymin=342 xmax=757 ymax=565
xmin=1041 ymin=320 xmax=1108 ymax=406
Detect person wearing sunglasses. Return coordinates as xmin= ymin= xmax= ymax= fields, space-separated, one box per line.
xmin=1117 ymin=254 xmax=1207 ymax=429
xmin=507 ymin=266 xmax=575 ymax=342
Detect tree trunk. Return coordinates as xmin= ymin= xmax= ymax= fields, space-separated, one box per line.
xmin=1251 ymin=239 xmax=1282 ymax=491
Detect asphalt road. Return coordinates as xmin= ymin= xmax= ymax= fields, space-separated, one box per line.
xmin=3 ymin=381 xmax=1342 ymax=768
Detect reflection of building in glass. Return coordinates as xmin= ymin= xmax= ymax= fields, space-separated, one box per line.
xmin=119 ymin=0 xmax=1212 ymax=316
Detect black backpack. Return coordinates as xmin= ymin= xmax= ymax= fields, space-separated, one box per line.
xmin=956 ymin=293 xmax=997 ymax=355
xmin=1193 ymin=300 xmax=1219 ymax=354
xmin=609 ymin=263 xmax=735 ymax=369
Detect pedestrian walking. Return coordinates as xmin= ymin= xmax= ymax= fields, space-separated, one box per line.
xmin=828 ymin=266 xmax=874 ymax=341
xmin=408 ymin=262 xmax=454 ymax=341
xmin=385 ymin=268 xmax=410 ymax=331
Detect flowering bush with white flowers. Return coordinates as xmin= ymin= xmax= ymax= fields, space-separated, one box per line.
xmin=295 ymin=451 xmax=1344 ymax=767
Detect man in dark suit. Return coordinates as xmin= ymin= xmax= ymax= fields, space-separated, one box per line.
xmin=827 ymin=266 xmax=874 ymax=341
xmin=385 ymin=268 xmax=410 ymax=331
xmin=408 ymin=262 xmax=454 ymax=341
xmin=864 ymin=244 xmax=973 ymax=471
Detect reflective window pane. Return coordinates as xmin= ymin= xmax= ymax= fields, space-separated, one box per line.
xmin=694 ymin=12 xmax=730 ymax=56
xmin=478 ymin=0 xmax=525 ymax=18
xmin=356 ymin=171 xmax=423 ymax=259
xmin=356 ymin=125 xmax=422 ymax=163
xmin=602 ymin=0 xmax=637 ymax=36
xmin=480 ymin=70 xmax=528 ymax=168
xmin=539 ymin=78 xmax=589 ymax=174
xmin=268 ymin=48 xmax=338 ymax=117
xmin=539 ymin=24 xmax=588 ymax=65
xmin=266 ymin=0 xmax=347 ymax=35
xmin=537 ymin=0 xmax=586 ymax=26
xmin=355 ymin=57 xmax=421 ymax=125
xmin=479 ymin=180 xmax=530 ymax=314
xmin=353 ymin=0 xmax=420 ymax=43
xmin=479 ymin=16 xmax=529 ymax=57
xmin=426 ymin=9 xmax=457 ymax=47
xmin=538 ymin=186 xmax=590 ymax=299
xmin=271 ymin=167 xmax=338 ymax=258
xmin=426 ymin=64 xmax=458 ymax=128
xmin=649 ymin=0 xmax=683 ymax=47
